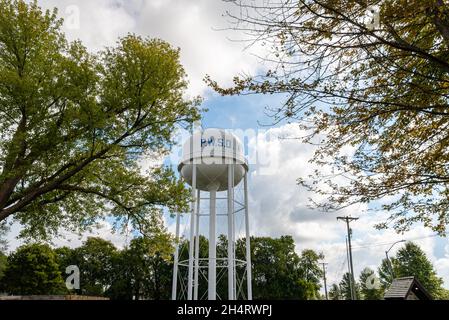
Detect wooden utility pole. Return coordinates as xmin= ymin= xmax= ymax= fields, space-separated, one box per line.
xmin=337 ymin=216 xmax=359 ymax=300
xmin=321 ymin=262 xmax=329 ymax=300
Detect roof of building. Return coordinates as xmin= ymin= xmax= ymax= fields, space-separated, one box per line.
xmin=384 ymin=276 xmax=432 ymax=300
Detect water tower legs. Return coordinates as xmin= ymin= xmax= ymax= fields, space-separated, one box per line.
xmin=194 ymin=189 xmax=201 ymax=300
xmin=171 ymin=211 xmax=181 ymax=300
xmin=244 ymin=172 xmax=253 ymax=300
xmin=227 ymin=164 xmax=235 ymax=300
xmin=171 ymin=164 xmax=252 ymax=300
xmin=187 ymin=165 xmax=197 ymax=300
xmin=208 ymin=186 xmax=217 ymax=300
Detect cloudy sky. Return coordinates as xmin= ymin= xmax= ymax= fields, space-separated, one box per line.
xmin=6 ymin=0 xmax=449 ymax=291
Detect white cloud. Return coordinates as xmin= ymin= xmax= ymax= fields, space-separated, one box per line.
xmin=40 ymin=0 xmax=137 ymax=51
xmin=435 ymin=244 xmax=449 ymax=290
xmin=6 ymin=221 xmax=130 ymax=252
xmin=247 ymin=123 xmax=345 ymax=243
xmin=133 ymin=0 xmax=264 ymax=97
xmin=36 ymin=0 xmax=262 ymax=97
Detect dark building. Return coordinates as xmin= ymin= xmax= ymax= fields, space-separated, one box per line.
xmin=384 ymin=276 xmax=432 ymax=300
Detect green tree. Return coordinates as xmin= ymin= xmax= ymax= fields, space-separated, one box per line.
xmin=104 ymin=249 xmax=134 ymax=300
xmin=339 ymin=272 xmax=361 ymax=300
xmin=74 ymin=237 xmax=118 ymax=296
xmin=329 ymin=283 xmax=342 ymax=300
xmin=209 ymin=0 xmax=449 ymax=234
xmin=437 ymin=288 xmax=449 ymax=300
xmin=107 ymin=233 xmax=174 ymax=300
xmin=0 ymin=251 xmax=7 ymax=282
xmin=359 ymin=267 xmax=383 ymax=300
xmin=297 ymin=249 xmax=324 ymax=288
xmin=378 ymin=257 xmax=395 ymax=290
xmin=1 ymin=243 xmax=66 ymax=295
xmin=379 ymin=242 xmax=445 ymax=299
xmin=54 ymin=246 xmax=77 ymax=272
xmin=241 ymin=236 xmax=321 ymax=299
xmin=0 ymin=0 xmax=199 ymax=240
xmin=53 ymin=246 xmax=80 ymax=294
xmin=107 ymin=212 xmax=181 ymax=300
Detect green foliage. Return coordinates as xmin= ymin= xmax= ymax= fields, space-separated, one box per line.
xmin=378 ymin=257 xmax=395 ymax=290
xmin=54 ymin=246 xmax=77 ymax=272
xmin=437 ymin=288 xmax=449 ymax=300
xmin=359 ymin=267 xmax=383 ymax=300
xmin=247 ymin=236 xmax=301 ymax=299
xmin=339 ymin=272 xmax=361 ymax=300
xmin=0 ymin=0 xmax=199 ymax=240
xmin=240 ymin=235 xmax=322 ymax=300
xmin=298 ymin=249 xmax=324 ymax=286
xmin=209 ymin=0 xmax=449 ymax=234
xmin=0 ymin=233 xmax=327 ymax=299
xmin=103 ymin=250 xmax=134 ymax=300
xmin=0 ymin=212 xmax=174 ymax=298
xmin=378 ymin=242 xmax=445 ymax=299
xmin=74 ymin=237 xmax=118 ymax=296
xmin=1 ymin=243 xmax=66 ymax=295
xmin=0 ymin=251 xmax=7 ymax=281
xmin=329 ymin=283 xmax=342 ymax=300
xmin=107 ymin=233 xmax=174 ymax=300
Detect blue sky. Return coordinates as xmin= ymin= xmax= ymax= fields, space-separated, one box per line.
xmin=7 ymin=0 xmax=449 ymax=290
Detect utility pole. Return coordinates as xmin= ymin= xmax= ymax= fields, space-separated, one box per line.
xmin=321 ymin=262 xmax=328 ymax=300
xmin=337 ymin=216 xmax=359 ymax=300
xmin=345 ymin=237 xmax=353 ymax=300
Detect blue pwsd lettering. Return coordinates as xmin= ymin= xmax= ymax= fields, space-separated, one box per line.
xmin=200 ymin=137 xmax=233 ymax=148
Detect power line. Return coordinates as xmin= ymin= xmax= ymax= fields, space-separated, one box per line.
xmin=352 ymin=232 xmax=448 ymax=250
xmin=330 ymin=247 xmax=350 ymax=289
xmin=336 ymin=250 xmax=348 ymax=280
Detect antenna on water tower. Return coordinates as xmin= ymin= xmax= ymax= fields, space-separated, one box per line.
xmin=171 ymin=128 xmax=252 ymax=300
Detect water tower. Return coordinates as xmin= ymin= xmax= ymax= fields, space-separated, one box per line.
xmin=171 ymin=128 xmax=252 ymax=300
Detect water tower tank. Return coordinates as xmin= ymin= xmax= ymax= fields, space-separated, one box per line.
xmin=178 ymin=128 xmax=248 ymax=191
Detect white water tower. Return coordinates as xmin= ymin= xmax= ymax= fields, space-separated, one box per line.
xmin=172 ymin=128 xmax=252 ymax=300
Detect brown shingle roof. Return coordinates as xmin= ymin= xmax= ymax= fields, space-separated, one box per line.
xmin=384 ymin=276 xmax=432 ymax=300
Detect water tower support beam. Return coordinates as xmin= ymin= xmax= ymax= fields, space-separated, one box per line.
xmin=187 ymin=165 xmax=197 ymax=300
xmin=244 ymin=172 xmax=253 ymax=300
xmin=208 ymin=186 xmax=217 ymax=300
xmin=171 ymin=211 xmax=181 ymax=300
xmin=194 ymin=189 xmax=201 ymax=300
xmin=227 ymin=164 xmax=235 ymax=300
xmin=232 ymin=177 xmax=237 ymax=299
